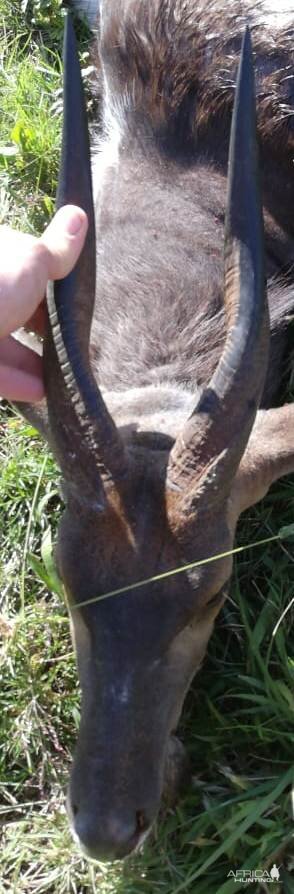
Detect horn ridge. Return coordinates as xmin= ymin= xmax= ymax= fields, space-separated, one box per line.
xmin=44 ymin=13 xmax=128 ymax=494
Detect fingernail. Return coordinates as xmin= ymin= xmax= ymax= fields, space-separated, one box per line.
xmin=58 ymin=205 xmax=86 ymax=235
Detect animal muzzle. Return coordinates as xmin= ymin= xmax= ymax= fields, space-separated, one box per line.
xmin=66 ymin=713 xmax=170 ymax=861
xmin=68 ymin=796 xmax=153 ymax=861
xmin=67 ymin=731 xmax=188 ymax=861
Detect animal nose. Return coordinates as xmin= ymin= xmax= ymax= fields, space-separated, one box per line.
xmin=72 ymin=806 xmax=151 ymax=861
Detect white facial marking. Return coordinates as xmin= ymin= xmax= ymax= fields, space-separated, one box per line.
xmin=108 ymin=675 xmax=133 ymax=706
xmin=104 ymin=383 xmax=197 ymax=440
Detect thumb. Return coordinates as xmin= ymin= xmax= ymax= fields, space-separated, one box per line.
xmin=40 ymin=205 xmax=88 ymax=280
xmin=0 ymin=207 xmax=88 ymax=340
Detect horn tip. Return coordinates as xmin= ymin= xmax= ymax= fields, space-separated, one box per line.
xmin=240 ymin=25 xmax=253 ymax=78
xmin=63 ymin=9 xmax=78 ymax=63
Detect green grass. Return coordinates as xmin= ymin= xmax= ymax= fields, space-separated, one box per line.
xmin=0 ymin=0 xmax=91 ymax=233
xmin=0 ymin=3 xmax=293 ymax=893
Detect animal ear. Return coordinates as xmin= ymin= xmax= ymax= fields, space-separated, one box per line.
xmin=230 ymin=404 xmax=294 ymax=518
xmin=15 ymin=398 xmax=50 ymax=442
xmin=13 ymin=332 xmax=50 ymax=441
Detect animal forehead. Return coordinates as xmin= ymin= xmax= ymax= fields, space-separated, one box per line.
xmin=66 ymin=521 xmax=231 ymax=617
xmin=72 ymin=583 xmax=188 ymax=659
xmin=70 ymin=557 xmax=229 ymax=682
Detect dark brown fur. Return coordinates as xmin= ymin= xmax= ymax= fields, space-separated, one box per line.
xmin=100 ymin=1 xmax=294 ymax=150
xmin=89 ymin=1 xmax=294 ymax=403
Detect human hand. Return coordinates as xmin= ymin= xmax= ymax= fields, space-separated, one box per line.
xmin=0 ymin=205 xmax=88 ymax=402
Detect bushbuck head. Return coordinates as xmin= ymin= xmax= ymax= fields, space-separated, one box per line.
xmin=19 ymin=7 xmax=294 ymax=863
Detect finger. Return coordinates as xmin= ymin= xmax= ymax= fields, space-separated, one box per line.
xmin=0 ymin=206 xmax=88 ymax=339
xmin=0 ymin=365 xmax=45 ymax=402
xmin=0 ymin=335 xmax=44 ymax=402
xmin=39 ymin=205 xmax=88 ymax=279
xmin=0 ymin=228 xmax=38 ymax=338
xmin=0 ymin=334 xmax=43 ymax=374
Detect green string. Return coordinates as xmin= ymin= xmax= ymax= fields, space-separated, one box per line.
xmin=72 ymin=524 xmax=294 ymax=611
